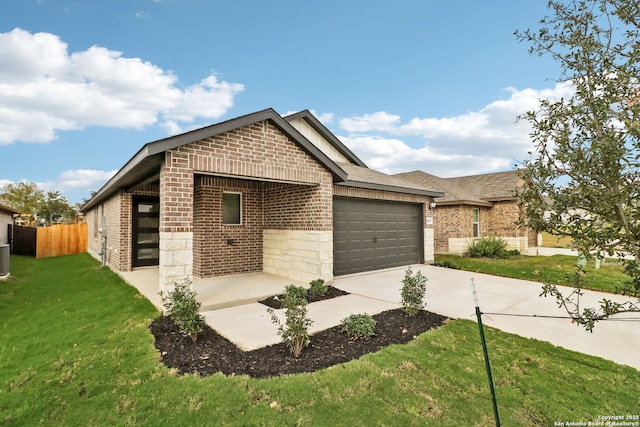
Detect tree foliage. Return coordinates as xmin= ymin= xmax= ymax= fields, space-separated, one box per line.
xmin=1 ymin=182 xmax=44 ymax=213
xmin=1 ymin=182 xmax=76 ymax=224
xmin=515 ymin=0 xmax=640 ymax=330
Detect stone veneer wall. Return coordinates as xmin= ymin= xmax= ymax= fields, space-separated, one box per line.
xmin=263 ymin=230 xmax=333 ymax=282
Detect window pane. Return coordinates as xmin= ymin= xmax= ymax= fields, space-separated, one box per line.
xmin=138 ymin=217 xmax=159 ymax=228
xmin=137 ymin=248 xmax=159 ymax=260
xmin=223 ymin=193 xmax=241 ymax=225
xmin=138 ymin=202 xmax=159 ymax=213
xmin=138 ymin=233 xmax=159 ymax=244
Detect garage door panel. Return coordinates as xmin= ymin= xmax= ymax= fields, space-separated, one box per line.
xmin=333 ymin=197 xmax=423 ymax=276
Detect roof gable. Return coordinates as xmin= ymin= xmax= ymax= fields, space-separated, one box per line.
xmin=284 ymin=110 xmax=367 ymax=167
xmin=83 ymin=108 xmax=348 ymax=211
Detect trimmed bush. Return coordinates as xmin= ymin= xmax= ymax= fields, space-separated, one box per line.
xmin=340 ymin=313 xmax=376 ymax=340
xmin=160 ymin=278 xmax=205 ymax=342
xmin=308 ymin=278 xmax=328 ymax=299
xmin=467 ymin=235 xmax=516 ymax=258
xmin=400 ymin=267 xmax=427 ymax=316
xmin=267 ymin=285 xmax=313 ymax=357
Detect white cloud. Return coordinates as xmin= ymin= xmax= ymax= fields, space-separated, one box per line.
xmin=51 ymin=169 xmax=117 ymax=191
xmin=336 ymin=82 xmax=574 ymax=177
xmin=339 ymin=111 xmax=401 ymax=133
xmin=135 ymin=11 xmax=151 ymax=19
xmin=0 ymin=28 xmax=244 ymax=145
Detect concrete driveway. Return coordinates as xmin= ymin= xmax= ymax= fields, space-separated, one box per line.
xmin=203 ymin=264 xmax=640 ymax=371
xmin=334 ymin=265 xmax=640 ymax=371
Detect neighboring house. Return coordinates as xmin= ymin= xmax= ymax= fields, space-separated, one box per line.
xmin=82 ymin=109 xmax=443 ymax=293
xmin=0 ymin=203 xmax=20 ymax=244
xmin=394 ymin=170 xmax=539 ymax=254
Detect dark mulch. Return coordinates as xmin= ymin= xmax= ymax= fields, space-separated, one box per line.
xmin=257 ymin=285 xmax=349 ymax=309
xmin=150 ymin=309 xmax=448 ymax=379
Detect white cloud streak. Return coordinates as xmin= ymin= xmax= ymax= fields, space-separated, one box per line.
xmin=336 ymin=82 xmax=574 ymax=177
xmin=0 ymin=28 xmax=244 ymax=145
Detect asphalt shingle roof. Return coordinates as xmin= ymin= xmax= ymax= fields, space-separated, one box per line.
xmin=394 ymin=170 xmax=523 ymax=206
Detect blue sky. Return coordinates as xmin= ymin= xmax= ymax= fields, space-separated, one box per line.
xmin=0 ymin=0 xmax=564 ymax=205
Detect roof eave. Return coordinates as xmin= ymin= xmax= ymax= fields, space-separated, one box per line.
xmin=337 ymin=181 xmax=444 ymax=198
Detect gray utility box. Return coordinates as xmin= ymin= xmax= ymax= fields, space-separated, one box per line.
xmin=0 ymin=244 xmax=9 ymax=277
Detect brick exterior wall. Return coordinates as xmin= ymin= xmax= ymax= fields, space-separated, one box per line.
xmin=434 ymin=201 xmax=530 ymax=253
xmin=194 ymin=176 xmax=263 ymax=277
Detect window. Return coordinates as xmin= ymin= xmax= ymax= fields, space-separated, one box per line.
xmin=223 ymin=192 xmax=242 ymax=225
xmin=472 ymin=208 xmax=480 ymax=238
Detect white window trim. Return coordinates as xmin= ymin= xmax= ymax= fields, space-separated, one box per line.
xmin=223 ymin=191 xmax=243 ymax=225
xmin=472 ymin=208 xmax=480 ymax=238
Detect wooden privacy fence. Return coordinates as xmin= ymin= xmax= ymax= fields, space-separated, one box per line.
xmin=35 ymin=223 xmax=88 ymax=259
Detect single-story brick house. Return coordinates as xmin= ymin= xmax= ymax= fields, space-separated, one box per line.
xmin=394 ymin=170 xmax=539 ymax=254
xmin=0 ymin=203 xmax=20 ymax=244
xmin=82 ymin=109 xmax=443 ymax=293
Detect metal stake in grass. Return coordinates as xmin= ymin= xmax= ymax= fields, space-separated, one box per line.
xmin=471 ymin=278 xmax=501 ymax=427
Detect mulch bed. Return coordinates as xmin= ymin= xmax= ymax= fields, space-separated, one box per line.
xmin=257 ymin=285 xmax=349 ymax=309
xmin=150 ymin=308 xmax=448 ymax=378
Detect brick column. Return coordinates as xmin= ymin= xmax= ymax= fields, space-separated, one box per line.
xmin=159 ymin=152 xmax=194 ymax=293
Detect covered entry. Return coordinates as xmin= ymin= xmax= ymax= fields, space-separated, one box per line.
xmin=333 ymin=197 xmax=423 ymax=275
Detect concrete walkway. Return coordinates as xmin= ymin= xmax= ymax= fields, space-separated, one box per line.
xmin=202 ymin=265 xmax=640 ymax=371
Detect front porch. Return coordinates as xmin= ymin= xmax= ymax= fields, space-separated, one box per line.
xmin=118 ymin=267 xmax=305 ymax=312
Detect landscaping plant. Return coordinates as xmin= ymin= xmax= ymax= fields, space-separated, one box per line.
xmin=340 ymin=313 xmax=377 ymax=340
xmin=467 ymin=235 xmax=513 ymax=258
xmin=307 ymin=278 xmax=328 ymax=298
xmin=400 ymin=266 xmax=427 ymax=316
xmin=160 ymin=278 xmax=205 ymax=342
xmin=267 ymin=285 xmax=313 ymax=357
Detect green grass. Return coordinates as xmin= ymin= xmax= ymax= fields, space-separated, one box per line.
xmin=435 ymin=253 xmax=630 ymax=294
xmin=1 ymin=254 xmax=638 ymax=426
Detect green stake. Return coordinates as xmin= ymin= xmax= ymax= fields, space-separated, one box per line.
xmin=471 ymin=279 xmax=501 ymax=427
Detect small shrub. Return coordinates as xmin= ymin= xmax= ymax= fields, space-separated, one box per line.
xmin=160 ymin=278 xmax=205 ymax=342
xmin=467 ymin=235 xmax=510 ymax=258
xmin=308 ymin=278 xmax=328 ymax=298
xmin=267 ymin=285 xmax=313 ymax=357
xmin=283 ymin=284 xmax=308 ymax=301
xmin=400 ymin=267 xmax=427 ymax=316
xmin=340 ymin=313 xmax=377 ymax=340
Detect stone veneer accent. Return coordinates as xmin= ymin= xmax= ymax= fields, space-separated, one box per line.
xmin=159 ymin=231 xmax=193 ymax=293
xmin=423 ymin=228 xmax=435 ymax=263
xmin=263 ymin=229 xmax=333 ymax=283
xmin=448 ymin=236 xmax=529 ymax=256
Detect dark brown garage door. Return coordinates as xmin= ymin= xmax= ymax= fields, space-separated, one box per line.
xmin=333 ymin=197 xmax=423 ymax=276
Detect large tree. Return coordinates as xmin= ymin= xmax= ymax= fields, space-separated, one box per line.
xmin=1 ymin=182 xmax=44 ymax=214
xmin=515 ymin=0 xmax=640 ymax=331
xmin=38 ymin=191 xmax=75 ymax=225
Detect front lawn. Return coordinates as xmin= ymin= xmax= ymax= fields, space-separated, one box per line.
xmin=1 ymin=254 xmax=638 ymax=426
xmin=435 ymin=253 xmax=629 ymax=294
